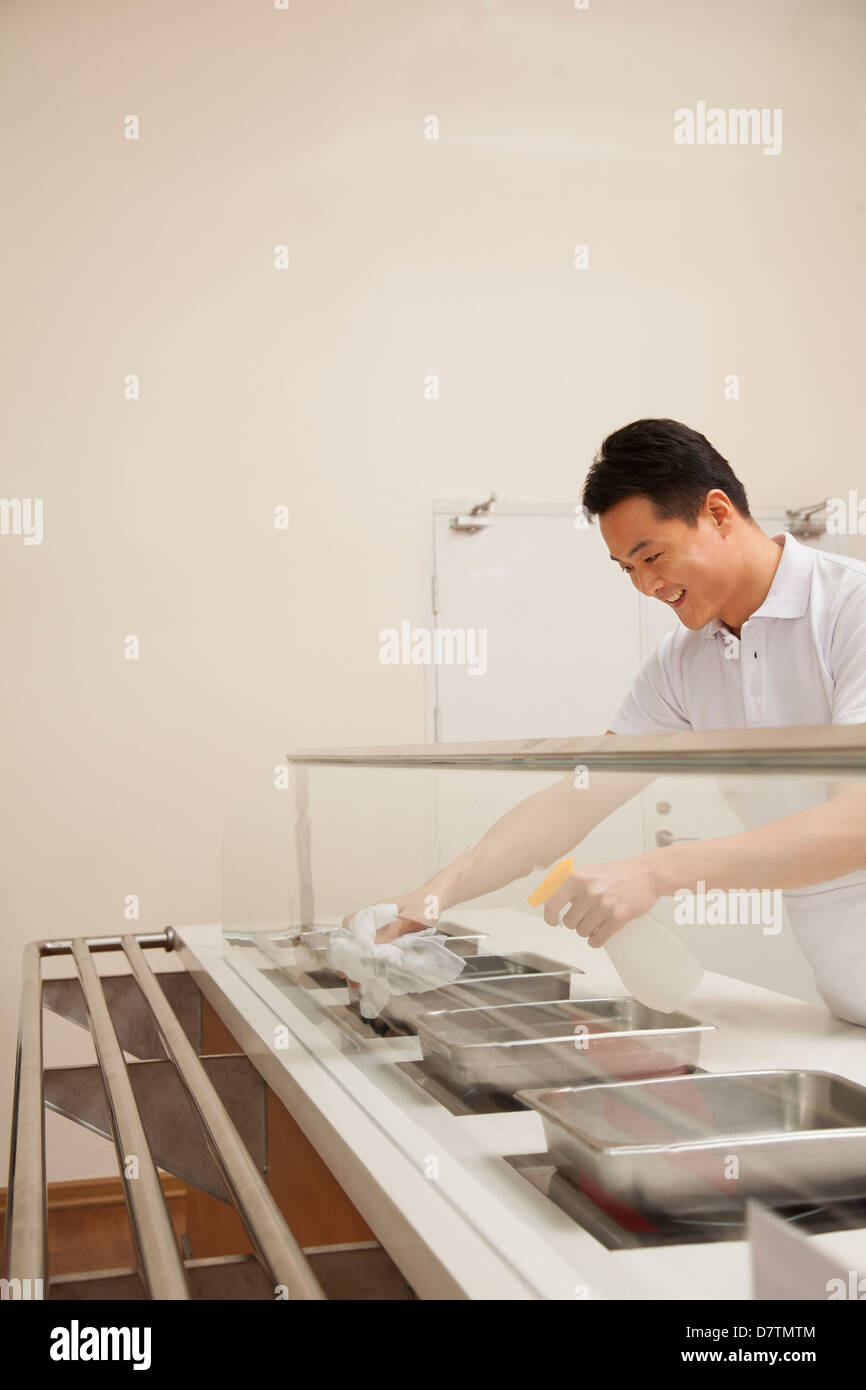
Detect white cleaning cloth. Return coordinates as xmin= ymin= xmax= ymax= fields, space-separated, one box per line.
xmin=324 ymin=903 xmax=466 ymax=1019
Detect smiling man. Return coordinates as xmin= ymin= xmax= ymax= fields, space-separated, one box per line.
xmin=371 ymin=419 xmax=866 ymax=1026
xmin=586 ymin=420 xmax=866 ymax=732
xmin=591 ymin=426 xmax=783 ymax=636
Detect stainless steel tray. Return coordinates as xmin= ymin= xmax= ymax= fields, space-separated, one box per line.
xmin=517 ymin=1069 xmax=866 ymax=1216
xmin=415 ymin=996 xmax=713 ymax=1094
xmin=297 ymin=924 xmax=489 ymax=956
xmin=248 ymin=924 xmax=490 ymax=986
xmin=432 ymin=932 xmax=489 ymax=958
xmin=226 ymin=922 xmax=489 ymax=956
xmin=379 ymin=953 xmax=583 ymax=1032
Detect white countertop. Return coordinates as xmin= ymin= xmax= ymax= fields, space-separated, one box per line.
xmin=173 ymin=910 xmax=866 ymax=1301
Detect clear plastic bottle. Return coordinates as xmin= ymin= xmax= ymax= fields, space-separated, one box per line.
xmin=528 ymin=857 xmax=703 ymax=1013
xmin=603 ymin=915 xmax=702 ymax=1013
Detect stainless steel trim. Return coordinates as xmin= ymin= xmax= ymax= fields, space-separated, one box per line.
xmin=70 ymin=938 xmax=191 ymax=1301
xmin=122 ymin=935 xmax=325 ymax=1300
xmin=39 ymin=929 xmax=175 ymax=958
xmin=286 ymin=723 xmax=866 ymax=772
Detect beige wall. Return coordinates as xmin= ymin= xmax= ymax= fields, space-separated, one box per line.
xmin=2 ymin=0 xmax=864 ymax=1182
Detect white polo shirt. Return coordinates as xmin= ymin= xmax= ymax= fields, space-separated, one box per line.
xmin=608 ymin=532 xmax=866 ymax=1025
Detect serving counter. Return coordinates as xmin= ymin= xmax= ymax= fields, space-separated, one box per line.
xmin=171 ymin=904 xmax=866 ymax=1301
xmin=6 ymin=726 xmax=866 ymax=1301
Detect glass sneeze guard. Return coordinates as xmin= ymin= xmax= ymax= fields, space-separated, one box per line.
xmin=214 ymin=725 xmax=866 ymax=1299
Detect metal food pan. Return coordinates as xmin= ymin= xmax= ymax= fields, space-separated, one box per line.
xmin=433 ymin=933 xmax=489 ymax=958
xmin=517 ymin=1069 xmax=866 ymax=1216
xmin=415 ymin=997 xmax=713 ymax=1095
xmin=380 ymin=953 xmax=584 ymax=1033
xmin=299 ymin=924 xmax=489 ymax=956
xmin=260 ymin=925 xmax=490 ymax=988
xmin=243 ymin=923 xmax=490 ymax=954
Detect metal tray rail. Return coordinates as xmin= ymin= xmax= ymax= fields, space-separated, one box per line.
xmin=3 ymin=929 xmax=325 ymax=1301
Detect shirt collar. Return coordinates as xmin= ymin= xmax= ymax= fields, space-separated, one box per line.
xmin=703 ymin=531 xmax=814 ymax=639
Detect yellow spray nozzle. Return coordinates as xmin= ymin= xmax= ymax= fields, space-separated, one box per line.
xmin=527 ymin=856 xmax=574 ymax=908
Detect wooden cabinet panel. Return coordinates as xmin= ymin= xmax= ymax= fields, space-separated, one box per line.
xmin=183 ymin=997 xmax=374 ymax=1259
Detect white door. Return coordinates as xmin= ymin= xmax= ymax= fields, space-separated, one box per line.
xmin=427 ymin=502 xmax=646 ymax=908
xmin=431 ymin=503 xmax=640 ymax=741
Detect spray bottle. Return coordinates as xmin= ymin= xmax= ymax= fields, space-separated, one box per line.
xmin=527 ymin=856 xmax=702 ymax=1013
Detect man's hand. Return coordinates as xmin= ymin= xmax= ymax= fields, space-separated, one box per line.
xmin=373 ymin=915 xmax=427 ymax=944
xmin=338 ymin=909 xmax=427 ymax=944
xmin=542 ymin=854 xmax=663 ymax=948
xmin=335 ymin=910 xmax=428 ymax=986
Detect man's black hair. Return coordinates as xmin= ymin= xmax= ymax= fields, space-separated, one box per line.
xmin=582 ymin=418 xmax=752 ymax=525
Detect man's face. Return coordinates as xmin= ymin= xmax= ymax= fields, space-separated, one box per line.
xmin=598 ymin=494 xmax=733 ymax=631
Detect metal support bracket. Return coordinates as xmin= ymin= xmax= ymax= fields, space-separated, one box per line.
xmin=3 ymin=929 xmax=326 ymax=1300
xmin=44 ymin=1055 xmax=266 ymax=1200
xmin=42 ymin=973 xmax=202 ymax=1059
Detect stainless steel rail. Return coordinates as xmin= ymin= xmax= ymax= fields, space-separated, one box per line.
xmin=121 ymin=935 xmax=324 ymax=1299
xmin=286 ymin=723 xmax=866 ymax=772
xmin=4 ymin=943 xmax=47 ymax=1291
xmin=40 ymin=931 xmax=176 ymax=958
xmin=70 ymin=937 xmax=190 ymax=1300
xmin=3 ymin=929 xmax=325 ymax=1301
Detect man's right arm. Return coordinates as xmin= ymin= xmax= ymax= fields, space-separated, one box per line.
xmin=384 ymin=732 xmax=654 ymax=934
